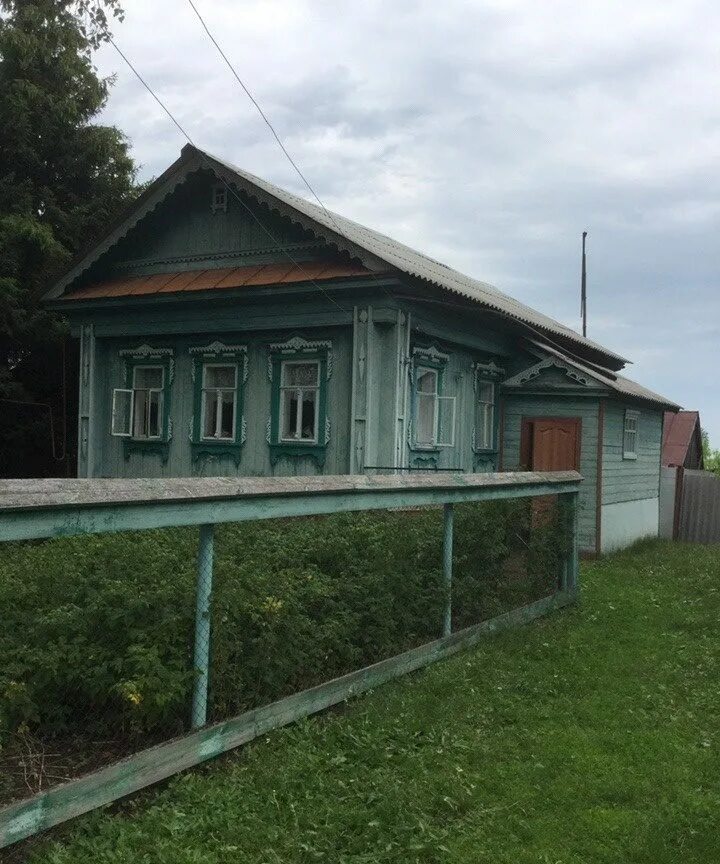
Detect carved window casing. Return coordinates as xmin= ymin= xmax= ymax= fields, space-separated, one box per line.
xmin=189 ymin=342 xmax=248 ymax=466
xmin=408 ymin=346 xmax=455 ymax=453
xmin=471 ymin=361 xmax=504 ymax=454
xmin=112 ymin=344 xmax=175 ymax=463
xmin=267 ymin=336 xmax=332 ymax=468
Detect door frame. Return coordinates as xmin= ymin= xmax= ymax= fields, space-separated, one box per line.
xmin=519 ymin=416 xmax=582 ymax=471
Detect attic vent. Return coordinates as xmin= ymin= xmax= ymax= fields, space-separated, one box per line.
xmin=211 ymin=184 xmax=227 ymax=213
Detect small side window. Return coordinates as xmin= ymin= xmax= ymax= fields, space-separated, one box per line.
xmin=111 ymin=388 xmax=133 ymax=437
xmin=475 ymin=381 xmax=495 ymax=450
xmin=623 ymin=409 xmax=639 ymax=459
xmin=211 ymin=184 xmax=227 ymax=213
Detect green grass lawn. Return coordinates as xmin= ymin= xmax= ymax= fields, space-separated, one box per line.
xmin=26 ymin=540 xmax=720 ymax=863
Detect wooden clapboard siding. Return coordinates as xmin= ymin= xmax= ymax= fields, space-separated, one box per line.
xmin=93 ymin=327 xmax=355 ymax=479
xmin=602 ymin=401 xmax=663 ymax=505
xmin=97 ymin=170 xmax=317 ymax=278
xmin=502 ymin=395 xmax=599 ymax=551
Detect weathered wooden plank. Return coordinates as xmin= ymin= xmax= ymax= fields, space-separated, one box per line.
xmin=0 ymin=590 xmax=576 ymax=849
xmin=0 ymin=473 xmax=582 ymax=542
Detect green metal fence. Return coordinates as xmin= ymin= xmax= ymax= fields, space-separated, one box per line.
xmin=0 ymin=471 xmax=581 ymax=850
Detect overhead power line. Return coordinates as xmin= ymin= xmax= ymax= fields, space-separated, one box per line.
xmin=184 ymin=0 xmax=397 ymax=304
xmin=108 ymin=37 xmax=347 ymax=313
xmin=186 ymin=0 xmax=352 ymax=239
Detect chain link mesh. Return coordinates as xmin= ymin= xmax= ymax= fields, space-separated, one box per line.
xmin=0 ymin=492 xmax=573 ymax=856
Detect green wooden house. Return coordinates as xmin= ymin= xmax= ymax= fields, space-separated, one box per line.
xmin=43 ymin=144 xmax=679 ymax=554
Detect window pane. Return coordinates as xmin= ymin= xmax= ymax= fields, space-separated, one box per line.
xmin=282 ymin=389 xmax=299 ymax=439
xmin=479 ymin=382 xmax=494 ymax=404
xmin=282 ymin=362 xmax=318 ymax=387
xmin=111 ymin=389 xmax=132 ymax=436
xmin=437 ymin=395 xmax=456 ymax=447
xmin=484 ymin=405 xmax=494 ymax=447
xmin=476 ymin=403 xmax=494 ymax=449
xmin=133 ymin=389 xmax=147 ymax=438
xmin=148 ymin=390 xmax=161 ymax=437
xmin=416 ymin=392 xmax=436 ymax=444
xmin=134 ymin=366 xmax=163 ymax=389
xmin=203 ymin=390 xmax=217 ymax=438
xmin=220 ymin=391 xmax=235 ymax=438
xmin=205 ymin=365 xmax=236 ymax=389
xmin=300 ymin=391 xmax=317 ymax=440
xmin=416 ymin=368 xmax=437 ymax=395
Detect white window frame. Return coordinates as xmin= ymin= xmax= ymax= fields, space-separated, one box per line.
xmin=131 ymin=365 xmax=164 ymax=441
xmin=279 ymin=359 xmax=320 ymax=444
xmin=200 ymin=363 xmax=237 ymax=442
xmin=475 ymin=381 xmax=495 ymax=450
xmin=623 ymin=409 xmax=639 ymax=459
xmin=413 ymin=365 xmax=456 ymax=449
xmin=111 ymin=388 xmax=133 ymax=437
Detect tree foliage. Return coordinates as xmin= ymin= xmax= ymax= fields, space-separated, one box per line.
xmin=0 ymin=0 xmax=138 ymax=475
xmin=701 ymin=429 xmax=720 ymax=476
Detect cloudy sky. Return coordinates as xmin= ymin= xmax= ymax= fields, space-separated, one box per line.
xmin=95 ymin=0 xmax=720 ymax=443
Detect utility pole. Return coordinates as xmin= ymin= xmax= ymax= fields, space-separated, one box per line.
xmin=580 ymin=231 xmax=588 ymax=338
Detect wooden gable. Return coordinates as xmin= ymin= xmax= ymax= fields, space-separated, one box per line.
xmin=77 ymin=169 xmax=337 ymax=289
xmin=501 ymin=356 xmax=611 ymax=395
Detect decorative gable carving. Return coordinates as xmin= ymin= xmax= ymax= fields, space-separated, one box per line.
xmin=501 ymin=357 xmax=600 ymax=390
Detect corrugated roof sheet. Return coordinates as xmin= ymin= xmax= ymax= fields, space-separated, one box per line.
xmin=662 ymin=410 xmax=701 ymax=466
xmin=527 ymin=340 xmax=681 ymax=409
xmin=64 ymin=262 xmax=373 ymax=300
xmin=201 ymin=148 xmax=628 ymax=366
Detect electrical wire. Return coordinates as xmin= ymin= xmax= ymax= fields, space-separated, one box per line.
xmin=108 ymin=38 xmax=349 ymax=313
xmin=183 ymin=0 xmax=398 ymax=304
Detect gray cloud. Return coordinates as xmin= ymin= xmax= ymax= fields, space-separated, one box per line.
xmin=95 ymin=0 xmax=720 ymax=441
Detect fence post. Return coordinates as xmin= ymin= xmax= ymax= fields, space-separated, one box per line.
xmin=191 ymin=523 xmax=215 ymax=729
xmin=562 ymin=491 xmax=579 ymax=596
xmin=442 ymin=503 xmax=454 ymax=637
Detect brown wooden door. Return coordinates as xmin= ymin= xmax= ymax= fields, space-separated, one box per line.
xmin=521 ymin=417 xmax=581 ymax=528
xmin=531 ymin=419 xmax=581 ymax=471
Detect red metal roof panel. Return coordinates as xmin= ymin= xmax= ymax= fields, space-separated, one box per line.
xmin=662 ymin=410 xmax=700 ymax=466
xmin=63 ymin=263 xmax=373 ymax=300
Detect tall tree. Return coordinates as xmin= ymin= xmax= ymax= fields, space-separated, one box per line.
xmin=0 ymin=0 xmax=139 ymax=476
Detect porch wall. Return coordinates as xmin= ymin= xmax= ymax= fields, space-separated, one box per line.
xmin=600 ymin=401 xmax=663 ymax=552
xmin=501 ymin=394 xmax=600 ymax=553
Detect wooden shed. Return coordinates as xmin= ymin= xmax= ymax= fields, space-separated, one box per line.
xmin=42 ymin=144 xmax=680 ymax=554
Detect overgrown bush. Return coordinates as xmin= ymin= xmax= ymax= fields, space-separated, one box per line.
xmin=0 ymin=500 xmax=568 ymax=750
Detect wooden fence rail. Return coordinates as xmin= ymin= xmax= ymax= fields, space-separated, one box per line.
xmin=0 ymin=471 xmax=581 ymax=849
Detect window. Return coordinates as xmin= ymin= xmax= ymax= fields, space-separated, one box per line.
xmin=189 ymin=343 xmax=247 ymax=464
xmin=211 ymin=185 xmax=227 ymax=213
xmin=415 ymin=367 xmax=437 ymax=446
xmin=267 ymin=337 xmax=331 ymax=467
xmin=280 ymin=361 xmax=319 ymax=443
xmin=201 ymin=364 xmax=237 ymax=440
xmin=413 ymin=365 xmax=455 ymax=448
xmin=132 ymin=366 xmax=164 ymax=439
xmin=475 ymin=381 xmax=495 ymax=450
xmin=111 ymin=365 xmax=164 ymax=439
xmin=623 ymin=409 xmax=639 ymax=459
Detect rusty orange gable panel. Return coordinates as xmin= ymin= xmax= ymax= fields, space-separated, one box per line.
xmin=62 ymin=263 xmax=375 ymax=301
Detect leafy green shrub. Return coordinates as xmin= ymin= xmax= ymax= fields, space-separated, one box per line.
xmin=0 ymin=500 xmax=568 ymax=749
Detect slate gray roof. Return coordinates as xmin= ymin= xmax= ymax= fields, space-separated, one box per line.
xmin=48 ymin=143 xmax=629 ymax=367
xmin=203 ymin=149 xmax=628 ymax=366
